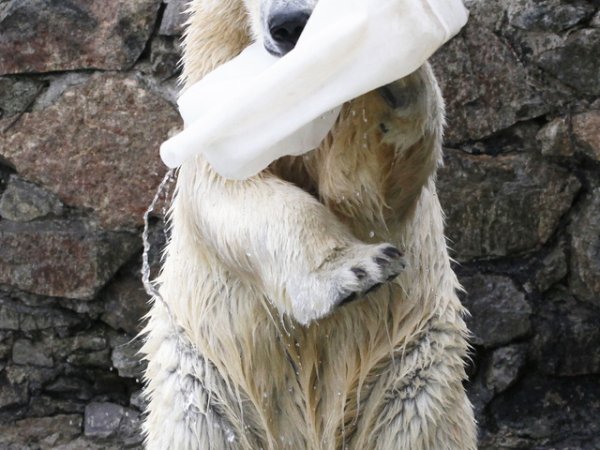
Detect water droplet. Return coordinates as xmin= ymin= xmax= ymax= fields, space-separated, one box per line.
xmin=362 ymin=109 xmax=368 ymax=123
xmin=225 ymin=428 xmax=236 ymax=443
xmin=369 ymin=231 xmax=375 ymax=238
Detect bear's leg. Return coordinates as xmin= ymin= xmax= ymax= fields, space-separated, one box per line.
xmin=143 ymin=305 xmax=258 ymax=450
xmin=347 ymin=326 xmax=477 ymax=450
xmin=177 ymin=161 xmax=406 ymax=325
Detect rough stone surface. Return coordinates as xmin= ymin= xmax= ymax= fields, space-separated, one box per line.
xmin=0 ymin=0 xmax=162 ymax=74
xmin=0 ymin=175 xmax=63 ymax=221
xmin=438 ymin=150 xmax=580 ymax=261
xmin=0 ymin=220 xmax=139 ymax=299
xmin=0 ymin=376 xmax=28 ymax=411
xmin=533 ymin=245 xmax=568 ymax=292
xmin=12 ymin=339 xmax=53 ymax=367
xmin=0 ymin=77 xmax=44 ymax=120
xmin=536 ymin=117 xmax=573 ymax=157
xmin=0 ymin=414 xmax=82 ymax=449
xmin=506 ymin=0 xmax=595 ymax=32
xmin=101 ymin=276 xmax=149 ymax=335
xmin=159 ymin=0 xmax=189 ymax=36
xmin=569 ymin=188 xmax=600 ymax=306
xmin=487 ymin=374 xmax=600 ymax=450
xmin=84 ymin=402 xmax=141 ymax=446
xmin=460 ymin=274 xmax=532 ymax=348
xmin=537 ymin=29 xmax=600 ymax=95
xmin=432 ymin=19 xmax=546 ymax=144
xmin=0 ymin=73 xmax=180 ymax=229
xmin=111 ymin=339 xmax=145 ymax=379
xmin=532 ymin=287 xmax=600 ymax=376
xmin=485 ymin=345 xmax=527 ymax=394
xmin=572 ymin=110 xmax=600 ymax=161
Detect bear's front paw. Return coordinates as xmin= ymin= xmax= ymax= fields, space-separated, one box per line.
xmin=335 ymin=243 xmax=405 ymax=306
xmin=288 ymin=243 xmax=406 ymax=325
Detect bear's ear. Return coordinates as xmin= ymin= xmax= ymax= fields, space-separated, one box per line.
xmin=181 ymin=0 xmax=252 ymax=86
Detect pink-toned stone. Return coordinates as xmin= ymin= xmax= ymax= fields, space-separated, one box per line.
xmin=0 ymin=73 xmax=180 ymax=229
xmin=0 ymin=220 xmax=139 ymax=299
xmin=0 ymin=0 xmax=161 ymax=74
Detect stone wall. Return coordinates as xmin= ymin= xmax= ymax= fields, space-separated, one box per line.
xmin=0 ymin=0 xmax=598 ymax=448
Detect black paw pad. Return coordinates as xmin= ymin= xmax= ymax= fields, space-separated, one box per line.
xmin=382 ymin=246 xmax=403 ymax=259
xmin=374 ymin=257 xmax=389 ymax=267
xmin=351 ymin=267 xmax=368 ymax=280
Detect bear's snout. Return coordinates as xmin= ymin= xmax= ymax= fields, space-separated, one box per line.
xmin=266 ymin=10 xmax=310 ymax=56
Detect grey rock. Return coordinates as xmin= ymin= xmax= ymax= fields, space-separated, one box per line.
xmin=466 ymin=375 xmax=494 ymax=419
xmin=0 ymin=330 xmax=13 ymax=360
xmin=532 ymin=287 xmax=600 ymax=376
xmin=507 ymin=0 xmax=594 ymax=32
xmin=460 ymin=274 xmax=532 ymax=348
xmin=485 ymin=345 xmax=527 ymax=394
xmin=5 ymin=363 xmax=59 ymax=392
xmin=572 ymin=110 xmax=600 ymax=161
xmin=28 ymin=395 xmax=85 ymax=418
xmin=18 ymin=306 xmax=81 ymax=331
xmin=593 ymin=11 xmax=600 ymax=28
xmin=569 ymin=188 xmax=600 ymax=306
xmin=0 ymin=77 xmax=43 ymax=119
xmin=159 ymin=0 xmax=189 ymax=36
xmin=0 ymin=377 xmax=28 ymax=410
xmin=84 ymin=402 xmax=124 ymax=439
xmin=537 ymin=29 xmax=600 ymax=96
xmin=84 ymin=402 xmax=141 ymax=445
xmin=12 ymin=338 xmax=53 ymax=367
xmin=149 ymin=36 xmax=183 ymax=80
xmin=0 ymin=414 xmax=82 ymax=449
xmin=438 ymin=150 xmax=580 ymax=261
xmin=31 ymin=72 xmax=90 ymax=111
xmin=0 ymin=0 xmax=162 ymax=74
xmin=490 ymin=375 xmax=600 ymax=446
xmin=129 ymin=390 xmax=148 ymax=412
xmin=0 ymin=175 xmax=63 ymax=221
xmin=52 ymin=437 xmax=122 ymax=450
xmin=536 ymin=117 xmax=574 ymax=157
xmin=0 ymin=303 xmax=19 ymax=330
xmin=0 ymin=219 xmax=139 ymax=299
xmin=67 ymin=349 xmax=111 ymax=369
xmin=45 ymin=377 xmax=93 ymax=400
xmin=111 ymin=340 xmax=145 ymax=379
xmin=101 ymin=275 xmax=149 ymax=336
xmin=534 ymin=245 xmax=568 ymax=292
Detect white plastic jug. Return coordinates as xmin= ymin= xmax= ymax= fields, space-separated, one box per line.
xmin=161 ymin=0 xmax=469 ymax=179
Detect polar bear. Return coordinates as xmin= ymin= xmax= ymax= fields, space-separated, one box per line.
xmin=141 ymin=0 xmax=477 ymax=449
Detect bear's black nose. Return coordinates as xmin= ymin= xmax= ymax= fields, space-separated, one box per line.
xmin=268 ymin=11 xmax=310 ymax=55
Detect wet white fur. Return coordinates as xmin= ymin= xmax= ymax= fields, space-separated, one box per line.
xmin=141 ymin=0 xmax=477 ymax=448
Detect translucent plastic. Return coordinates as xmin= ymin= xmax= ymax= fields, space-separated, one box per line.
xmin=161 ymin=0 xmax=469 ymax=179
